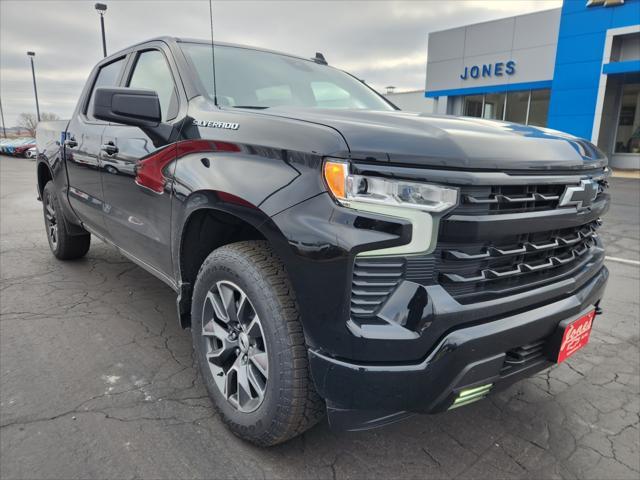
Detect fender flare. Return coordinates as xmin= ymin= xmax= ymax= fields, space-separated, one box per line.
xmin=172 ymin=189 xmax=296 ymax=328
xmin=36 ymin=157 xmax=86 ymax=234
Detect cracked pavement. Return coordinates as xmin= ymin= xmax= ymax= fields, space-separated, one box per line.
xmin=1 ymin=155 xmax=639 ymax=479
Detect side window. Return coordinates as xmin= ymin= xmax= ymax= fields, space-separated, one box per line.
xmin=128 ymin=50 xmax=178 ymax=122
xmin=85 ymin=57 xmax=126 ymax=120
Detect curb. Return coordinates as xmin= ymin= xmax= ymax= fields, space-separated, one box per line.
xmin=611 ymin=169 xmax=640 ymax=179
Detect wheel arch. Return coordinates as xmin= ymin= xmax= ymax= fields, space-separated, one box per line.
xmin=174 ymin=190 xmax=294 ymax=328
xmin=37 ymin=160 xmax=53 ymax=198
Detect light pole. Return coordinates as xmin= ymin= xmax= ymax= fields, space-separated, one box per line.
xmin=27 ymin=51 xmax=41 ymax=122
xmin=95 ymin=3 xmax=107 ymax=58
xmin=0 ymin=97 xmax=7 ymax=138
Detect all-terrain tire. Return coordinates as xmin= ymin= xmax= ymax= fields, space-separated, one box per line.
xmin=42 ymin=181 xmax=90 ymax=260
xmin=191 ymin=240 xmax=325 ymax=446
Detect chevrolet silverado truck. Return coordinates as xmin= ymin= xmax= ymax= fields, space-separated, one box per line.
xmin=36 ymin=37 xmax=610 ymax=446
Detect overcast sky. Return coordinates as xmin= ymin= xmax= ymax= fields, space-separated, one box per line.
xmin=0 ymin=0 xmax=561 ymax=127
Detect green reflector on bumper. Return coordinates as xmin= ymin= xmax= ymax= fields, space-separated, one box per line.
xmin=449 ymin=383 xmax=493 ymax=410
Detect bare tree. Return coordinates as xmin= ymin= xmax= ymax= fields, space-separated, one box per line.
xmin=17 ymin=112 xmax=60 ymax=136
xmin=17 ymin=113 xmax=37 ymax=136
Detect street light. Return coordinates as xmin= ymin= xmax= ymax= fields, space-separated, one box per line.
xmin=95 ymin=3 xmax=107 ymax=58
xmin=0 ymin=97 xmax=7 ymax=138
xmin=27 ymin=51 xmax=41 ymax=122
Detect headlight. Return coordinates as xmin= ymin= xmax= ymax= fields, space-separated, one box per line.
xmin=323 ymin=159 xmax=458 ymax=212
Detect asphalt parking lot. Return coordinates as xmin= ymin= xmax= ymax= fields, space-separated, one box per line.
xmin=1 ymin=154 xmax=638 ymax=480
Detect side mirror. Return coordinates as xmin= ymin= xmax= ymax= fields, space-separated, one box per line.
xmin=93 ymin=87 xmax=161 ymax=127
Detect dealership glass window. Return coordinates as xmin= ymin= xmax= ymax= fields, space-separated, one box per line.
xmin=482 ymin=93 xmax=506 ymax=120
xmin=505 ymin=91 xmax=529 ymax=124
xmin=461 ymin=89 xmax=550 ymax=126
xmin=528 ymin=89 xmax=550 ymax=127
xmin=464 ymin=95 xmax=483 ymax=117
xmin=614 ymin=83 xmax=640 ymax=154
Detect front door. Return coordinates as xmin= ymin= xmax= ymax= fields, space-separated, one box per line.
xmin=101 ymin=47 xmax=184 ymax=278
xmin=65 ymin=56 xmax=127 ymax=236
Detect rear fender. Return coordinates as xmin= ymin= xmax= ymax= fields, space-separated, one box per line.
xmin=36 ymin=153 xmax=85 ymax=235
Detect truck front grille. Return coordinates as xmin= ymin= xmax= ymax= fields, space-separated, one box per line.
xmin=436 ymin=220 xmax=603 ymax=303
xmin=349 ymin=173 xmax=609 ymax=314
xmin=434 ymin=175 xmax=608 ymax=303
xmin=456 ymin=181 xmax=606 ymax=215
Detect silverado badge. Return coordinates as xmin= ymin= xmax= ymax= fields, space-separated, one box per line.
xmin=193 ymin=119 xmax=239 ymax=130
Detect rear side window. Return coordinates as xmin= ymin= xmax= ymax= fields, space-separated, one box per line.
xmin=128 ymin=50 xmax=178 ymax=122
xmin=85 ymin=57 xmax=126 ymax=120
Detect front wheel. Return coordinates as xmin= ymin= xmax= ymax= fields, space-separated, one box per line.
xmin=42 ymin=181 xmax=90 ymax=260
xmin=192 ymin=241 xmax=325 ymax=446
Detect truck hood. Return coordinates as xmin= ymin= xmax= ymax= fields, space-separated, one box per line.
xmin=255 ymin=108 xmax=607 ymax=171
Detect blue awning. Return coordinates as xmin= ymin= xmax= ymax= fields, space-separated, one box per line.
xmin=602 ymin=60 xmax=640 ymax=75
xmin=425 ymin=80 xmax=552 ymax=98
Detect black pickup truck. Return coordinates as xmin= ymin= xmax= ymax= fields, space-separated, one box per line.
xmin=36 ymin=37 xmax=610 ymax=446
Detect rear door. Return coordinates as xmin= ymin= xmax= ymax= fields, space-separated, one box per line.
xmin=100 ymin=43 xmax=185 ymax=278
xmin=65 ymin=56 xmax=127 ymax=236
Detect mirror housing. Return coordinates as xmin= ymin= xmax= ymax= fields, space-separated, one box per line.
xmin=93 ymin=87 xmax=161 ymax=127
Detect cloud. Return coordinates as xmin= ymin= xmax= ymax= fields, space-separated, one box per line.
xmin=0 ymin=0 xmax=561 ymax=126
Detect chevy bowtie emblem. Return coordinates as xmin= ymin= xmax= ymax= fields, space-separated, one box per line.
xmin=586 ymin=0 xmax=624 ymax=7
xmin=559 ymin=180 xmax=599 ymax=209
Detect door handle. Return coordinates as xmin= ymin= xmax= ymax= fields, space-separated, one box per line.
xmin=64 ymin=138 xmax=78 ymax=148
xmin=100 ymin=143 xmax=118 ymax=155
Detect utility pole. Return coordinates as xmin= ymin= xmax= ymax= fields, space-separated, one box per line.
xmin=95 ymin=3 xmax=108 ymax=57
xmin=27 ymin=51 xmax=41 ymax=122
xmin=0 ymin=97 xmax=7 ymax=138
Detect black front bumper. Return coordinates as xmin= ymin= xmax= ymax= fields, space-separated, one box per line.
xmin=309 ymin=266 xmax=608 ymax=431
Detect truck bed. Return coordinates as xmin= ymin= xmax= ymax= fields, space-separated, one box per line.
xmin=35 ymin=120 xmax=69 ymax=163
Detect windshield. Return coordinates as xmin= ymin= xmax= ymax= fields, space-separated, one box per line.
xmin=180 ymin=43 xmax=394 ymax=111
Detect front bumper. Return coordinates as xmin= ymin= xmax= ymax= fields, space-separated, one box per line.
xmin=309 ymin=266 xmax=608 ymax=431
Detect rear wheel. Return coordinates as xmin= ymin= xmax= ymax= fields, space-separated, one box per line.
xmin=192 ymin=241 xmax=325 ymax=446
xmin=42 ymin=181 xmax=90 ymax=260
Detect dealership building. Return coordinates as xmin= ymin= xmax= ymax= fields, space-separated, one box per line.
xmin=395 ymin=0 xmax=640 ymax=169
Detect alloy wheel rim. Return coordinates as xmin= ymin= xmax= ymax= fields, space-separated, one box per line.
xmin=44 ymin=191 xmax=58 ymax=248
xmin=201 ymin=280 xmax=268 ymax=413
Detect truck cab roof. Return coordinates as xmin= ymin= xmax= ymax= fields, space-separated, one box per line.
xmin=105 ymin=36 xmax=319 ymax=66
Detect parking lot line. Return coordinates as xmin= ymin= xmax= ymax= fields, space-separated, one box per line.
xmin=605 ymin=256 xmax=640 ymax=266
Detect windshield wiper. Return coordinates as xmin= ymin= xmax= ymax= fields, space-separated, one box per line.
xmin=232 ymin=105 xmax=269 ymax=110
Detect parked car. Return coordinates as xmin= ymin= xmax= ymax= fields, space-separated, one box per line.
xmin=12 ymin=139 xmax=36 ymax=157
xmin=25 ymin=147 xmax=37 ymax=159
xmin=36 ymin=37 xmax=610 ymax=446
xmin=0 ymin=138 xmax=17 ymax=154
xmin=2 ymin=137 xmax=36 ymax=156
